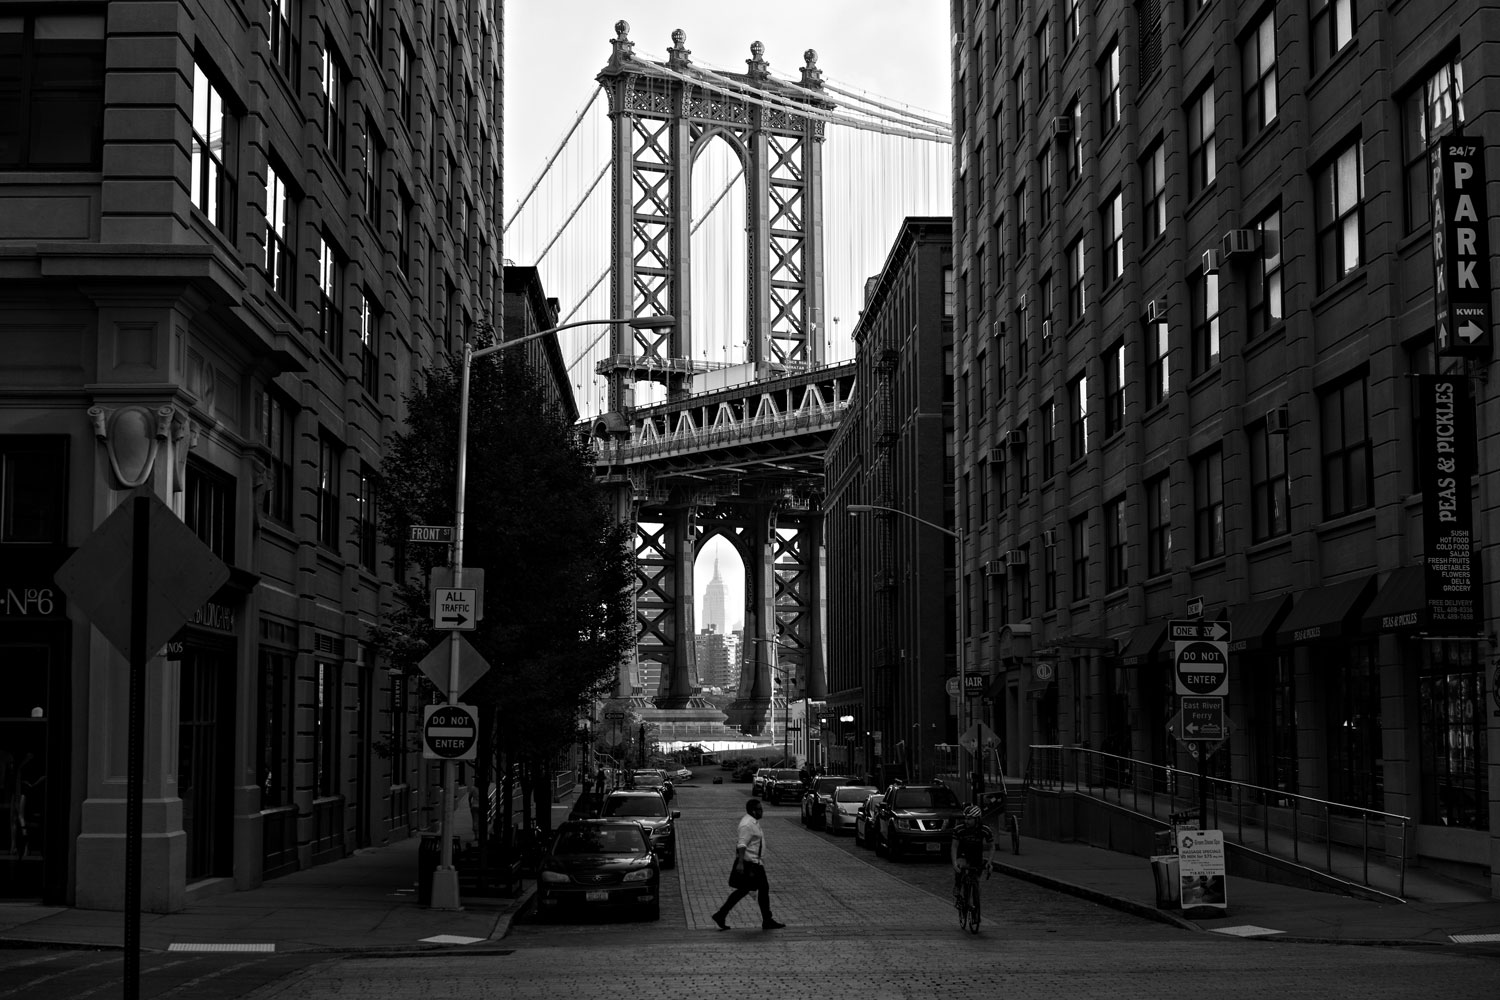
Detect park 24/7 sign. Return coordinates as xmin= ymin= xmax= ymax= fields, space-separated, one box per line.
xmin=1432 ymin=133 xmax=1491 ymax=360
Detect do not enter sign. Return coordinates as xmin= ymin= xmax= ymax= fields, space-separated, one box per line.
xmin=1174 ymin=640 xmax=1228 ymax=697
xmin=423 ymin=703 xmax=478 ymax=760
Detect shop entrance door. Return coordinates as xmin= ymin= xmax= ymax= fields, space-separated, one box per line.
xmin=179 ymin=645 xmax=234 ymax=881
xmin=0 ymin=640 xmax=51 ymax=899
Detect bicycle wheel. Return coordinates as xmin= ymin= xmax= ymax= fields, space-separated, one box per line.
xmin=954 ymin=877 xmax=969 ymax=931
xmin=1009 ymin=814 xmax=1021 ymax=855
xmin=964 ymin=876 xmax=982 ymax=933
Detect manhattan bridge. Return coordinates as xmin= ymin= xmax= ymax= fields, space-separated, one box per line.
xmin=504 ymin=22 xmax=951 ymax=739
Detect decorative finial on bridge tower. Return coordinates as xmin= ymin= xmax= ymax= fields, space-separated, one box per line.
xmin=746 ymin=40 xmax=770 ymax=81
xmin=800 ymin=48 xmax=824 ymax=89
xmin=667 ymin=28 xmax=692 ymax=69
xmin=609 ymin=20 xmax=635 ymax=65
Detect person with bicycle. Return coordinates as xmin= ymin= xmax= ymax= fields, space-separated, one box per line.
xmin=951 ymin=804 xmax=996 ymax=908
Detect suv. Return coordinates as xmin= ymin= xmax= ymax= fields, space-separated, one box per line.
xmin=800 ymin=775 xmax=857 ymax=829
xmin=873 ymin=783 xmax=965 ymax=860
xmin=600 ymin=789 xmax=680 ymax=868
xmin=764 ymin=769 xmax=806 ymax=805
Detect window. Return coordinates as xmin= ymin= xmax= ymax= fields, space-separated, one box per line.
xmin=1418 ymin=641 xmax=1489 ymax=830
xmin=257 ymin=636 xmax=296 ymax=809
xmin=1016 ymin=551 xmax=1032 ymax=619
xmin=260 ymin=391 xmax=293 ymax=524
xmin=1326 ymin=641 xmax=1382 ymax=809
xmin=1069 ymin=514 xmax=1088 ymax=602
xmin=1042 ymin=539 xmax=1058 ymax=612
xmin=1039 ymin=272 xmax=1054 ymax=356
xmin=1145 ymin=474 xmax=1170 ymax=577
xmin=316 ymin=433 xmax=341 ymax=550
xmin=1254 ymin=653 xmax=1299 ymax=794
xmin=1146 ymin=316 xmax=1169 ymax=407
xmin=365 ymin=0 xmax=384 ymax=51
xmin=1038 ymin=147 xmax=1053 ymax=227
xmin=356 ymin=465 xmax=378 ymax=571
xmin=322 ymin=37 xmax=347 ymax=168
xmin=1101 ymin=190 xmax=1124 ymax=285
xmin=1142 ymin=142 xmax=1166 ymax=244
xmin=943 ymin=266 xmax=955 ymax=316
xmin=1016 ymin=422 xmax=1031 ymax=494
xmin=191 ymin=63 xmax=234 ymax=231
xmin=1187 ymin=83 xmax=1216 ymax=198
xmin=1099 ymin=42 xmax=1121 ymax=134
xmin=1249 ymin=205 xmax=1284 ymax=337
xmin=1104 ymin=495 xmax=1127 ymax=591
xmin=1015 ymin=183 xmax=1028 ymax=251
xmin=1192 ymin=447 xmax=1224 ymax=560
xmin=1064 ymin=0 xmax=1080 ymax=49
xmin=364 ymin=116 xmax=385 ymax=225
xmin=1140 ymin=0 xmax=1165 ymax=81
xmin=1067 ymin=372 xmax=1088 ymax=462
xmin=0 ymin=13 xmax=106 ymax=169
xmin=1315 ymin=141 xmax=1363 ymax=290
xmin=1242 ymin=13 xmax=1278 ymax=138
xmin=0 ymin=437 xmax=67 ymax=543
xmin=1066 ymin=235 xmax=1085 ymax=323
xmin=1103 ymin=341 xmax=1125 ymax=436
xmin=1248 ymin=420 xmax=1290 ymax=541
xmin=1041 ymin=398 xmax=1059 ymax=480
xmin=268 ymin=0 xmax=296 ymax=80
xmin=1319 ymin=372 xmax=1372 ymax=518
xmin=316 ymin=234 xmax=344 ymax=352
xmin=1012 ymin=63 xmax=1026 ymax=142
xmin=1058 ymin=100 xmax=1079 ymax=190
xmin=1190 ymin=269 xmax=1220 ymax=377
xmin=1402 ymin=58 xmax=1465 ymax=233
xmin=1036 ymin=17 xmax=1052 ymax=93
xmin=313 ymin=660 xmax=340 ymax=797
xmin=264 ymin=161 xmax=293 ymax=303
xmin=397 ymin=181 xmax=413 ymax=276
xmin=395 ymin=25 xmax=415 ymax=126
xmin=357 ymin=287 xmax=380 ymax=394
xmin=1311 ymin=0 xmax=1355 ymax=76
xmin=184 ymin=459 xmax=234 ymax=562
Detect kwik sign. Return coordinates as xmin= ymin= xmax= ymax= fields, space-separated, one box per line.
xmin=1432 ymin=133 xmax=1492 ymax=360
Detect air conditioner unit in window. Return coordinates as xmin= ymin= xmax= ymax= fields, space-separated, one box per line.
xmin=1042 ymin=529 xmax=1058 ymax=547
xmin=1202 ymin=248 xmax=1223 ymax=274
xmin=1052 ymin=116 xmax=1072 ymax=139
xmin=1006 ymin=429 xmax=1027 ymax=447
xmin=983 ymin=558 xmax=1007 ymax=576
xmin=1266 ymin=404 xmax=1290 ymax=435
xmin=988 ymin=445 xmax=1007 ymax=464
xmin=1041 ymin=318 xmax=1052 ymax=340
xmin=1006 ymin=548 xmax=1028 ymax=565
xmin=1017 ymin=292 xmax=1028 ymax=311
xmin=990 ymin=319 xmax=1004 ymax=338
xmin=1222 ymin=228 xmax=1257 ymax=258
xmin=1145 ymin=298 xmax=1167 ymax=323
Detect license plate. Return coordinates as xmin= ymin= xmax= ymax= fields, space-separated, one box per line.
xmin=586 ymin=890 xmax=609 ymax=902
xmin=926 ymin=843 xmax=942 ymax=852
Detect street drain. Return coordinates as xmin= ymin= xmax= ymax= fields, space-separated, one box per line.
xmin=168 ymin=943 xmax=276 ymax=952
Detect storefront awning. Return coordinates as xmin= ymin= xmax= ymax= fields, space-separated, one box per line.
xmin=1275 ymin=575 xmax=1377 ymax=646
xmin=1118 ymin=620 xmax=1167 ymax=665
xmin=1360 ymin=565 xmax=1426 ymax=634
xmin=1226 ymin=593 xmax=1291 ymax=653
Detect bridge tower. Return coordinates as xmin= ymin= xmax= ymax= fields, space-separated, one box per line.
xmin=593 ymin=23 xmax=832 ymax=735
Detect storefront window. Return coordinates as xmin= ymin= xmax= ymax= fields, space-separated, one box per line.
xmin=256 ymin=633 xmax=295 ymax=809
xmin=1418 ymin=641 xmax=1488 ymax=830
xmin=1326 ymin=640 xmax=1382 ymax=809
xmin=1253 ymin=651 xmax=1298 ymax=796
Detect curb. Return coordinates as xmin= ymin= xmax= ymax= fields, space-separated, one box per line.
xmin=990 ymin=860 xmax=1200 ymax=933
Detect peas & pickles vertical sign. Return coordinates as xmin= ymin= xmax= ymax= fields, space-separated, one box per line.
xmin=1417 ymin=375 xmax=1479 ymax=631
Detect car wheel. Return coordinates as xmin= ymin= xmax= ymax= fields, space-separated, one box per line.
xmin=874 ymin=829 xmax=887 ymax=856
xmin=854 ymin=823 xmax=864 ymax=846
xmin=645 ymin=900 xmax=661 ymax=921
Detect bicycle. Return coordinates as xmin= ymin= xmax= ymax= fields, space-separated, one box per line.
xmin=1002 ymin=810 xmax=1021 ymax=855
xmin=953 ymin=860 xmax=991 ymax=933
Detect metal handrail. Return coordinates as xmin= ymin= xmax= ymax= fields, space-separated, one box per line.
xmin=1024 ymin=744 xmax=1411 ymax=899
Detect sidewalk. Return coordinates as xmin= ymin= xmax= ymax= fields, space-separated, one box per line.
xmin=1 ymin=787 xmax=1497 ymax=952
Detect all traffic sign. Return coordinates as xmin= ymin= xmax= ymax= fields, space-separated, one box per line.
xmin=1174 ymin=639 xmax=1228 ymax=697
xmin=423 ymin=703 xmax=478 ymax=760
xmin=431 ymin=587 xmax=477 ymax=630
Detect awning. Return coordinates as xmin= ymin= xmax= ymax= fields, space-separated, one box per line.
xmin=1225 ymin=594 xmax=1291 ymax=653
xmin=1275 ymin=575 xmax=1378 ymax=646
xmin=1360 ymin=565 xmax=1426 ymax=634
xmin=1118 ymin=620 xmax=1168 ymax=665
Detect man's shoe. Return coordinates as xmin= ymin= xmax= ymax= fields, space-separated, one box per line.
xmin=712 ymin=911 xmax=729 ymax=931
xmin=762 ymin=919 xmax=786 ymax=930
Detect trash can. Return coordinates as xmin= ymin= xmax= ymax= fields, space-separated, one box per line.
xmin=1150 ymin=855 xmax=1181 ymax=909
xmin=417 ymin=832 xmax=442 ymax=906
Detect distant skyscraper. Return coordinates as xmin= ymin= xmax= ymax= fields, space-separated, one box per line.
xmin=702 ymin=557 xmax=729 ymax=634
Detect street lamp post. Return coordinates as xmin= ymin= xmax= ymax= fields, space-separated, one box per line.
xmin=747 ymin=636 xmax=790 ymax=764
xmin=428 ymin=313 xmax=674 ymax=911
xmin=846 ymin=503 xmax=970 ymax=803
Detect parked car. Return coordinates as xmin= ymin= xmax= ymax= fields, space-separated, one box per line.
xmin=874 ymin=783 xmax=965 ymax=860
xmin=628 ymin=768 xmax=674 ymax=804
xmin=800 ymin=775 xmax=858 ymax=829
xmin=534 ymin=819 xmax=662 ymax=922
xmin=824 ymin=784 xmax=878 ymax=836
xmin=854 ymin=792 xmax=885 ymax=847
xmin=600 ymin=789 xmax=679 ymax=867
xmin=764 ymin=769 xmax=806 ymax=805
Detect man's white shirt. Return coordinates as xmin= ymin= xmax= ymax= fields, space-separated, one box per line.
xmin=737 ymin=813 xmax=765 ymax=863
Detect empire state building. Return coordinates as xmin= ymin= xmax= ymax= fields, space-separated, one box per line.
xmin=701 ymin=557 xmax=729 ymax=634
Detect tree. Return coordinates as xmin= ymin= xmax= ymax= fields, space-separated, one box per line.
xmin=368 ymin=341 xmax=636 ymax=850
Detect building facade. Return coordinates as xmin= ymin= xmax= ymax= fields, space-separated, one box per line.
xmin=0 ymin=0 xmax=506 ymax=909
xmin=950 ymin=0 xmax=1495 ymax=889
xmin=825 ymin=217 xmax=955 ymax=786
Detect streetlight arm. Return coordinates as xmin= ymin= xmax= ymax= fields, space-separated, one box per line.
xmin=846 ymin=503 xmax=958 ymax=541
xmin=470 ymin=315 xmax=675 ymax=361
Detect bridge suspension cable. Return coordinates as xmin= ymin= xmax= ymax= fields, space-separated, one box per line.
xmin=533 ymin=160 xmax=609 ymax=265
xmin=503 ymin=86 xmax=602 ymax=234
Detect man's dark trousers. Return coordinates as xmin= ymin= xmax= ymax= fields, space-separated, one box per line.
xmin=716 ymin=862 xmax=772 ymax=923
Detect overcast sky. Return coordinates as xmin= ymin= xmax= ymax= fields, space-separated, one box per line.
xmin=503 ymin=2 xmax=951 ymax=621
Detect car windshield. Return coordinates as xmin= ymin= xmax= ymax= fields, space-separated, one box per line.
xmin=835 ymin=787 xmax=876 ymax=803
xmin=890 ymin=787 xmax=961 ymax=810
xmin=552 ymin=827 xmax=648 ymax=856
xmin=605 ymin=796 xmax=666 ymax=817
xmin=633 ymin=771 xmax=664 ymax=781
xmin=815 ymin=777 xmax=854 ymax=793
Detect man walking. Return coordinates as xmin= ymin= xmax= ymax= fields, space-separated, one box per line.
xmin=712 ymin=798 xmax=785 ymax=930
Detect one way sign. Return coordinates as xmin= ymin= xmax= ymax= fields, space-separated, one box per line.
xmin=431 ymin=587 xmax=477 ymax=630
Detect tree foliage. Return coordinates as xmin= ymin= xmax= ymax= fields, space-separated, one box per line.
xmin=368 ymin=346 xmax=635 ymax=763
